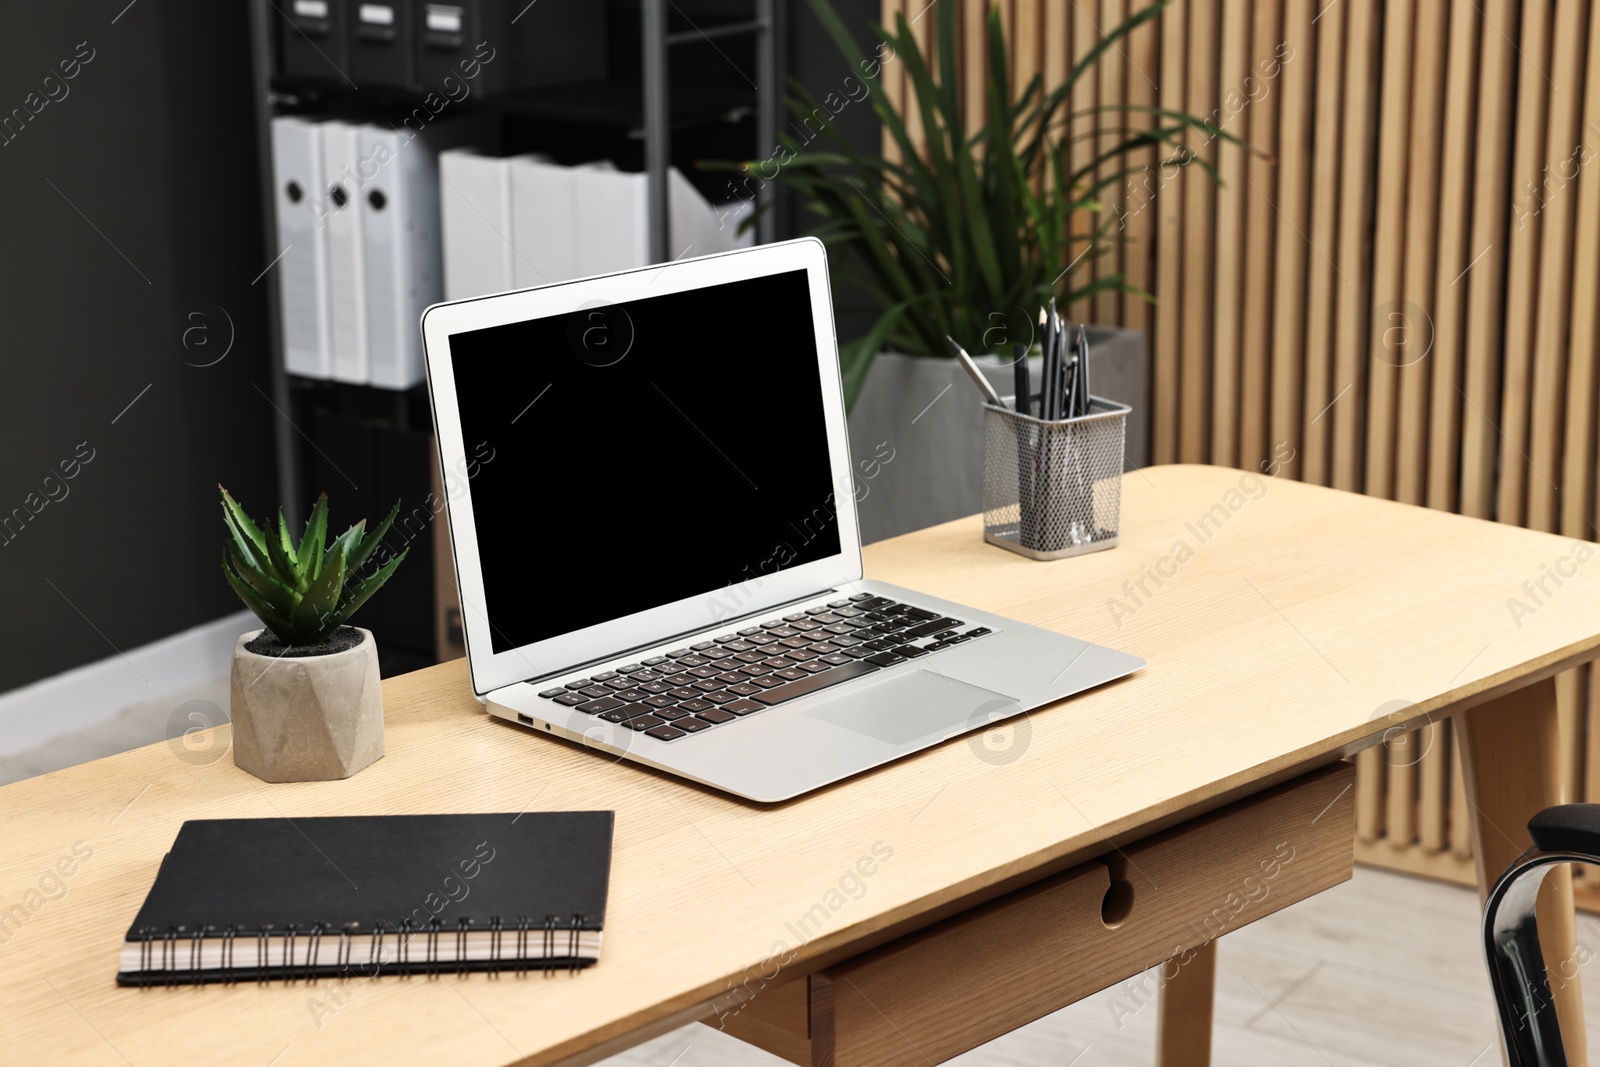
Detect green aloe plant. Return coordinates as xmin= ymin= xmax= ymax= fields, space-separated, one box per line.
xmin=220 ymin=487 xmax=407 ymax=647
xmin=751 ymin=0 xmax=1231 ymax=406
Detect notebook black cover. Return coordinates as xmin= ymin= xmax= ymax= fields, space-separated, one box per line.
xmin=118 ymin=811 xmax=613 ymax=986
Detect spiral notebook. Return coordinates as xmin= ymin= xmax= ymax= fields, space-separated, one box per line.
xmin=118 ymin=811 xmax=614 ymax=986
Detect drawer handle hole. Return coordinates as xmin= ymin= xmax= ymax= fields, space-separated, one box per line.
xmin=1101 ymin=865 xmax=1136 ymax=928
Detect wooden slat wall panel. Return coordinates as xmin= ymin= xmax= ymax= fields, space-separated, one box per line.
xmin=1418 ymin=720 xmax=1447 ymax=855
xmin=1363 ymin=0 xmax=1415 ymax=504
xmin=1426 ymin=6 xmax=1480 ymax=518
xmin=1095 ymin=0 xmax=1127 ymax=328
xmin=1180 ymin=0 xmax=1218 ymax=461
xmin=1450 ymin=724 xmax=1471 ymax=859
xmin=1566 ymin=10 xmax=1600 ymax=550
xmin=1011 ymin=0 xmax=1039 ymax=100
xmin=1041 ymin=0 xmax=1068 ymax=99
xmin=1417 ymin=2 xmax=1481 ymax=857
xmin=1269 ymin=0 xmax=1312 ymax=483
xmin=1460 ymin=2 xmax=1518 ymax=522
xmin=1300 ymin=0 xmax=1345 ymax=487
xmin=962 ymin=0 xmax=987 ymax=130
xmin=881 ymin=0 xmax=1600 ymax=904
xmin=1237 ymin=1 xmax=1280 ymax=472
xmin=881 ymin=0 xmax=906 ymax=171
xmin=1496 ymin=1 xmax=1554 ymax=529
xmin=1531 ymin=0 xmax=1589 ymax=535
xmin=1390 ymin=0 xmax=1449 ymax=853
xmin=1069 ymin=4 xmax=1099 ymax=323
xmin=1209 ymin=0 xmax=1249 ymax=468
xmin=1532 ymin=2 xmax=1590 ymax=810
xmin=1120 ymin=6 xmax=1158 ymax=355
xmin=1572 ymin=9 xmax=1600 ymax=859
xmin=1332 ymin=0 xmax=1381 ymax=494
xmin=908 ymin=0 xmax=936 ymax=162
xmin=1153 ymin=0 xmax=1186 ymax=465
xmin=1395 ymin=0 xmax=1447 ymax=510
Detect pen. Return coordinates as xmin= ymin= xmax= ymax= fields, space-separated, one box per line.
xmin=1013 ymin=343 xmax=1030 ymax=415
xmin=1053 ymin=304 xmax=1068 ymax=418
xmin=1062 ymin=324 xmax=1076 ymax=419
xmin=1043 ymin=302 xmax=1056 ymax=419
xmin=945 ymin=336 xmax=1005 ymax=407
xmin=1037 ymin=308 xmax=1056 ymax=420
xmin=1063 ymin=347 xmax=1076 ymax=420
xmin=1076 ymin=324 xmax=1090 ymax=416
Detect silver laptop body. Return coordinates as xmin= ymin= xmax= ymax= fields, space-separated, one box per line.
xmin=422 ymin=238 xmax=1143 ymax=802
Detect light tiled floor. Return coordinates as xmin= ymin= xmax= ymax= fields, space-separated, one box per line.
xmin=5 ymin=703 xmax=1595 ymax=1065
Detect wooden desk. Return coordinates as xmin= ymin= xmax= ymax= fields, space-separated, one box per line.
xmin=5 ymin=465 xmax=1598 ymax=1066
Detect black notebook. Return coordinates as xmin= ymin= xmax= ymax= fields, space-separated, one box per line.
xmin=118 ymin=812 xmax=614 ymax=986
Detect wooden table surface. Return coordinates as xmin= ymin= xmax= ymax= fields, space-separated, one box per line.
xmin=6 ymin=465 xmax=1600 ymax=1067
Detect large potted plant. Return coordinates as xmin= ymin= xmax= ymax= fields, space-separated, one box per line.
xmin=754 ymin=0 xmax=1225 ymax=541
xmin=220 ymin=488 xmax=407 ymax=782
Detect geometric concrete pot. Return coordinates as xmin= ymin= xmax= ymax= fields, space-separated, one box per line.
xmin=228 ymin=627 xmax=385 ymax=783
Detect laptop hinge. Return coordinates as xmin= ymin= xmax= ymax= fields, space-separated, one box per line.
xmin=514 ymin=588 xmax=842 ymax=687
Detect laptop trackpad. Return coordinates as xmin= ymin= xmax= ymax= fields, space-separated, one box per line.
xmin=803 ymin=669 xmax=1019 ymax=745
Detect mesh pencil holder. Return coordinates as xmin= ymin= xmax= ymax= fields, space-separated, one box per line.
xmin=982 ymin=396 xmax=1128 ymax=560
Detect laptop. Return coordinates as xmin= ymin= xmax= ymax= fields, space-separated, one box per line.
xmin=421 ymin=238 xmax=1144 ymax=802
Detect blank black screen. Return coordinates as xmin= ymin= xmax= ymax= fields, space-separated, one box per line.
xmin=450 ymin=269 xmax=843 ymax=653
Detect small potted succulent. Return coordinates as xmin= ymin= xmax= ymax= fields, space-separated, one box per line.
xmin=220 ymin=488 xmax=407 ymax=783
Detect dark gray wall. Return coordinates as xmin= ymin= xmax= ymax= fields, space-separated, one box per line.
xmin=0 ymin=2 xmax=277 ymax=694
xmin=788 ymin=0 xmax=882 ymax=179
xmin=787 ymin=0 xmax=881 ymax=341
xmin=0 ymin=0 xmax=877 ymax=697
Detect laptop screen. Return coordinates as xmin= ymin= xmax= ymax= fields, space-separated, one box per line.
xmin=448 ymin=267 xmax=844 ymax=653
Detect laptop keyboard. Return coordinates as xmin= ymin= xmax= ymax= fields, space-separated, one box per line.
xmin=533 ymin=593 xmax=992 ymax=742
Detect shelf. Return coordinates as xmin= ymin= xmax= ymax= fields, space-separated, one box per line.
xmin=488 ymin=80 xmax=756 ymax=130
xmin=267 ymin=77 xmax=757 ymax=133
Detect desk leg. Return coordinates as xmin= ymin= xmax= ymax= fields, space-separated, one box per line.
xmin=1457 ymin=676 xmax=1586 ymax=1066
xmin=1156 ymin=939 xmax=1216 ymax=1067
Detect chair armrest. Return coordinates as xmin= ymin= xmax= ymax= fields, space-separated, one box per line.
xmin=1529 ymin=804 xmax=1600 ymax=858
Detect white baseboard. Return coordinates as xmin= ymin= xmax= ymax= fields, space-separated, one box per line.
xmin=0 ymin=610 xmax=252 ymax=760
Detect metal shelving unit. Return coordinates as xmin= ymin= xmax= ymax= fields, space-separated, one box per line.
xmin=243 ymin=1 xmax=788 ymax=662
xmin=246 ymin=0 xmax=788 ymax=521
xmin=642 ymin=0 xmax=785 ymax=259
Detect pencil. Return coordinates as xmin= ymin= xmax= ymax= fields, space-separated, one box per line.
xmin=1014 ymin=343 xmax=1030 ymax=415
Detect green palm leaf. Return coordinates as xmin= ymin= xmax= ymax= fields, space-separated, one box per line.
xmin=759 ymin=0 xmax=1218 ymax=393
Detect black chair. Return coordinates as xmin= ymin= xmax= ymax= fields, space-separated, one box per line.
xmin=1484 ymin=804 xmax=1600 ymax=1066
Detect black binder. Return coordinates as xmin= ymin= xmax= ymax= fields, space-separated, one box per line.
xmin=415 ymin=0 xmax=511 ymax=95
xmin=346 ymin=0 xmax=417 ymax=90
xmin=117 ymin=812 xmax=614 ymax=986
xmin=279 ymin=0 xmax=351 ymax=85
xmin=413 ymin=0 xmax=607 ymax=98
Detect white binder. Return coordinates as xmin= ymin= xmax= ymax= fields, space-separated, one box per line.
xmin=571 ymin=164 xmax=748 ymax=278
xmin=269 ymin=115 xmax=332 ymax=379
xmin=509 ymin=155 xmax=579 ymax=289
xmin=358 ymin=120 xmax=493 ymax=390
xmin=440 ymin=148 xmax=517 ymax=301
xmin=669 ymin=168 xmax=757 ymax=258
xmin=442 ymin=152 xmax=750 ymax=302
xmin=321 ymin=120 xmax=369 ymax=385
xmin=572 ymin=162 xmax=647 ymax=278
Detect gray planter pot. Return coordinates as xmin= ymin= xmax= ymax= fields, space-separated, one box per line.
xmin=229 ymin=627 xmax=385 ymax=782
xmin=846 ymin=326 xmax=1147 ymax=544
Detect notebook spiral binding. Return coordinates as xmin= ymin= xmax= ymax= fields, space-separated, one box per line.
xmin=131 ymin=912 xmax=592 ymax=986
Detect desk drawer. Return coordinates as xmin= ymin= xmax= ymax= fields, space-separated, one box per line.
xmin=718 ymin=761 xmax=1355 ymax=1067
